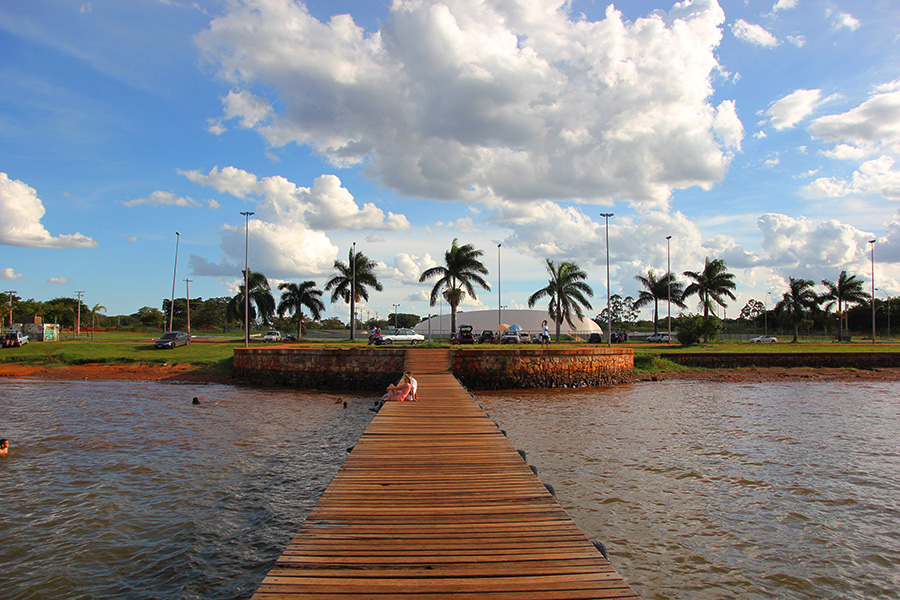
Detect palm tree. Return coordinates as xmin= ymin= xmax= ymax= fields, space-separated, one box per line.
xmin=419 ymin=238 xmax=491 ymax=334
xmin=277 ymin=281 xmax=326 ymax=340
xmin=633 ymin=269 xmax=686 ymax=334
xmin=90 ymin=303 xmax=106 ymax=342
xmin=527 ymin=259 xmax=593 ymax=341
xmin=226 ymin=271 xmax=276 ymax=337
xmin=325 ymin=248 xmax=383 ymax=341
xmin=821 ymin=270 xmax=870 ymax=341
xmin=775 ymin=277 xmax=820 ymax=342
xmin=683 ymin=257 xmax=737 ymax=320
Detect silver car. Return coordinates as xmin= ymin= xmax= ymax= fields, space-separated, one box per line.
xmin=375 ymin=328 xmax=425 ymax=345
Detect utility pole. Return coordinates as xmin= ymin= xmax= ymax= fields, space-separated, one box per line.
xmin=75 ymin=291 xmax=85 ymax=337
xmin=169 ymin=232 xmax=180 ymax=332
xmin=4 ymin=290 xmax=16 ymax=330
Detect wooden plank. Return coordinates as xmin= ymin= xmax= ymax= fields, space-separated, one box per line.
xmin=250 ymin=349 xmax=641 ymax=599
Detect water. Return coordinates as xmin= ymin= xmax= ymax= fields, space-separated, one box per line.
xmin=0 ymin=379 xmax=375 ymax=600
xmin=479 ymin=380 xmax=900 ymax=600
xmin=2 ymin=379 xmax=899 ymax=600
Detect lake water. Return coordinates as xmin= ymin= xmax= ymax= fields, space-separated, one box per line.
xmin=1 ymin=378 xmax=898 ymax=599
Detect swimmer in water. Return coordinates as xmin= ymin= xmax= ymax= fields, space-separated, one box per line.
xmin=0 ymin=439 xmax=8 ymax=455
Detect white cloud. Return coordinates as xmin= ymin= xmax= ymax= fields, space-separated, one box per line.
xmin=771 ymin=0 xmax=797 ymax=13
xmin=0 ymin=172 xmax=97 ymax=249
xmin=808 ymin=83 xmax=900 ymax=152
xmin=732 ymin=19 xmax=779 ymax=47
xmin=2 ymin=267 xmax=24 ymax=280
xmin=182 ymin=166 xmax=410 ymax=278
xmin=833 ymin=13 xmax=860 ymax=32
xmin=804 ymin=156 xmax=900 ymax=200
xmin=48 ymin=276 xmax=68 ymax=284
xmin=820 ymin=144 xmax=868 ymax=161
xmin=121 ymin=190 xmax=201 ymax=208
xmin=197 ymin=0 xmax=740 ymax=208
xmin=786 ymin=35 xmax=805 ymax=47
xmin=767 ymin=89 xmax=822 ymax=130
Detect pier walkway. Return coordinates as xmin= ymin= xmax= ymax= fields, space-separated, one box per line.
xmin=251 ymin=349 xmax=640 ymax=599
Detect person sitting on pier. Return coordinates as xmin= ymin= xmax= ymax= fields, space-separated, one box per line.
xmin=405 ymin=371 xmax=418 ymax=401
xmin=385 ymin=374 xmax=414 ymax=402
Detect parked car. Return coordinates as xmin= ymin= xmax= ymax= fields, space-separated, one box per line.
xmin=263 ymin=330 xmax=283 ymax=342
xmin=153 ymin=331 xmax=190 ymax=349
xmin=478 ymin=330 xmax=498 ymax=344
xmin=749 ymin=335 xmax=778 ymax=343
xmin=456 ymin=325 xmax=475 ymax=344
xmin=587 ymin=333 xmax=603 ymax=344
xmin=646 ymin=332 xmax=669 ymax=343
xmin=375 ymin=328 xmax=425 ymax=345
xmin=501 ymin=330 xmax=520 ymax=344
xmin=2 ymin=331 xmax=28 ymax=348
xmin=518 ymin=331 xmax=532 ymax=343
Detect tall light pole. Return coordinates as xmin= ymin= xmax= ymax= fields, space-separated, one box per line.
xmin=497 ymin=243 xmax=502 ymax=328
xmin=870 ymin=239 xmax=877 ymax=344
xmin=393 ymin=303 xmax=400 ymax=329
xmin=169 ymin=231 xmax=180 ymax=332
xmin=184 ymin=278 xmax=193 ymax=335
xmin=351 ymin=241 xmax=357 ymax=341
xmin=75 ymin=290 xmax=85 ymax=337
xmin=240 ymin=212 xmax=254 ymax=348
xmin=666 ymin=235 xmax=672 ymax=343
xmin=600 ymin=213 xmax=614 ymax=347
xmin=764 ymin=291 xmax=771 ymax=337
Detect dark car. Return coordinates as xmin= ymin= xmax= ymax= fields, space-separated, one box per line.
xmin=154 ymin=331 xmax=191 ymax=349
xmin=478 ymin=330 xmax=498 ymax=343
xmin=455 ymin=325 xmax=475 ymax=344
xmin=587 ymin=333 xmax=603 ymax=344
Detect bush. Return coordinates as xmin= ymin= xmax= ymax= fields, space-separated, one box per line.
xmin=676 ymin=315 xmax=723 ymax=345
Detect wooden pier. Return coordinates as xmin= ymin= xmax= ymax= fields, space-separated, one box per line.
xmin=251 ymin=349 xmax=641 ymax=599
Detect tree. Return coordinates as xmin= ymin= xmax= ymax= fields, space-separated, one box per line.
xmin=683 ymin=257 xmax=736 ymax=340
xmin=89 ymin=303 xmax=106 ymax=341
xmin=277 ymin=281 xmax=326 ymax=340
xmin=633 ymin=269 xmax=686 ymax=334
xmin=227 ymin=271 xmax=276 ymax=335
xmin=775 ymin=277 xmax=820 ymax=342
xmin=821 ymin=270 xmax=870 ymax=342
xmin=598 ymin=294 xmax=639 ymax=331
xmin=419 ymin=238 xmax=491 ymax=334
xmin=325 ymin=248 xmax=383 ymax=341
xmin=527 ymin=259 xmax=593 ymax=341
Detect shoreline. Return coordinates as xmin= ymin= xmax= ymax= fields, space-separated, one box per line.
xmin=3 ymin=362 xmax=900 ymax=385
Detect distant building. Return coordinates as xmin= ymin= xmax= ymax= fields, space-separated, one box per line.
xmin=414 ymin=309 xmax=602 ymax=337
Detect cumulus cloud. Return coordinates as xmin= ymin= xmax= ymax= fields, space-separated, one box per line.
xmin=2 ymin=267 xmax=24 ymax=280
xmin=182 ymin=166 xmax=410 ymax=278
xmin=732 ymin=19 xmax=779 ymax=47
xmin=804 ymin=156 xmax=900 ymax=200
xmin=771 ymin=0 xmax=797 ymax=13
xmin=820 ymin=144 xmax=868 ymax=161
xmin=808 ymin=82 xmax=900 ymax=152
xmin=121 ymin=191 xmax=200 ymax=208
xmin=767 ymin=89 xmax=822 ymax=130
xmin=832 ymin=12 xmax=860 ymax=32
xmin=48 ymin=276 xmax=68 ymax=284
xmin=197 ymin=0 xmax=741 ymax=208
xmin=0 ymin=173 xmax=97 ymax=249
xmin=757 ymin=213 xmax=875 ymax=271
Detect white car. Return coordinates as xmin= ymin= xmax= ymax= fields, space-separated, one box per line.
xmin=263 ymin=330 xmax=283 ymax=342
xmin=375 ymin=328 xmax=424 ymax=345
xmin=646 ymin=332 xmax=670 ymax=343
xmin=3 ymin=331 xmax=28 ymax=348
xmin=749 ymin=335 xmax=777 ymax=343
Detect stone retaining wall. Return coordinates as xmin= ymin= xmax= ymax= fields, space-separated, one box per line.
xmin=233 ymin=347 xmax=406 ymax=391
xmin=452 ymin=348 xmax=634 ymax=390
xmin=664 ymin=352 xmax=900 ymax=369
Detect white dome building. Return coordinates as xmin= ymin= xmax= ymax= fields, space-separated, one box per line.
xmin=413 ymin=309 xmax=602 ymax=339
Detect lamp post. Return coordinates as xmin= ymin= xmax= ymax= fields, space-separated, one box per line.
xmin=350 ymin=241 xmax=357 ymax=341
xmin=240 ymin=212 xmax=254 ymax=348
xmin=75 ymin=290 xmax=84 ymax=337
xmin=877 ymin=288 xmax=890 ymax=339
xmin=497 ymin=243 xmax=502 ymax=328
xmin=169 ymin=232 xmax=180 ymax=332
xmin=600 ymin=213 xmax=614 ymax=347
xmin=184 ymin=278 xmax=193 ymax=335
xmin=764 ymin=291 xmax=771 ymax=337
xmin=870 ymin=239 xmax=877 ymax=344
xmin=393 ymin=303 xmax=400 ymax=329
xmin=666 ymin=235 xmax=672 ymax=343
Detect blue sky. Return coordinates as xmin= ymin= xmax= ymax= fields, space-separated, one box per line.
xmin=2 ymin=0 xmax=899 ymax=322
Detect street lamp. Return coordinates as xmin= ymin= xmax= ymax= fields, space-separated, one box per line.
xmin=240 ymin=212 xmax=254 ymax=348
xmin=184 ymin=278 xmax=193 ymax=335
xmin=169 ymin=232 xmax=180 ymax=332
xmin=870 ymin=239 xmax=877 ymax=344
xmin=600 ymin=213 xmax=614 ymax=347
xmin=393 ymin=303 xmax=400 ymax=329
xmin=666 ymin=235 xmax=672 ymax=343
xmin=764 ymin=291 xmax=771 ymax=337
xmin=351 ymin=241 xmax=357 ymax=341
xmin=497 ymin=243 xmax=502 ymax=328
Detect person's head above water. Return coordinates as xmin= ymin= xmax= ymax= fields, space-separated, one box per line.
xmin=0 ymin=439 xmax=8 ymax=454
